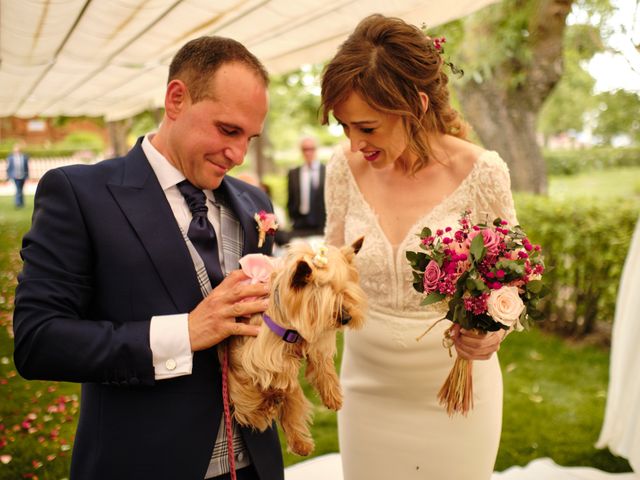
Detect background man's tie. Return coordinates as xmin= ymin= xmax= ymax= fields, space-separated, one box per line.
xmin=177 ymin=180 xmax=224 ymax=283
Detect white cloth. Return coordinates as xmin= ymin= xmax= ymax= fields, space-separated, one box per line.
xmin=285 ymin=455 xmax=638 ymax=480
xmin=597 ymin=217 xmax=640 ymax=473
xmin=324 ymin=147 xmax=518 ymax=480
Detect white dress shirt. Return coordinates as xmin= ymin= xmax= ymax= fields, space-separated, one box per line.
xmin=298 ymin=160 xmax=320 ymax=215
xmin=142 ymin=134 xmax=224 ymax=380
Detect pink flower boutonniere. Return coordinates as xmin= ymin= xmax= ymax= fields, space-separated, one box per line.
xmin=254 ymin=210 xmax=278 ymax=248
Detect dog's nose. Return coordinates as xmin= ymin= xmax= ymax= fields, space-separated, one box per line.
xmin=339 ymin=307 xmax=351 ymax=325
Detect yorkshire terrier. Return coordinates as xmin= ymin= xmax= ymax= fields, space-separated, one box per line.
xmin=222 ymin=237 xmax=366 ymax=456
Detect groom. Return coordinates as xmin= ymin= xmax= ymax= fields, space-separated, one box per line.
xmin=13 ymin=37 xmax=284 ymax=480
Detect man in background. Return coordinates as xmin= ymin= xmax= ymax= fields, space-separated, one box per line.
xmin=286 ymin=136 xmax=326 ymax=238
xmin=6 ymin=143 xmax=29 ymax=208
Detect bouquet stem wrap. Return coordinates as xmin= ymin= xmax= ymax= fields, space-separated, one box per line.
xmin=438 ymin=357 xmax=474 ymax=416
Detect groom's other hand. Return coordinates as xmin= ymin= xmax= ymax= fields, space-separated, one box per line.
xmin=187 ymin=269 xmax=269 ymax=351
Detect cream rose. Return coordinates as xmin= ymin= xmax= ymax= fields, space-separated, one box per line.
xmin=487 ymin=286 xmax=525 ymax=330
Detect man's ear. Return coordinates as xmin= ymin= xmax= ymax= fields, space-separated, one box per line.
xmin=165 ymin=79 xmax=189 ymax=120
xmin=418 ymin=91 xmax=429 ymax=113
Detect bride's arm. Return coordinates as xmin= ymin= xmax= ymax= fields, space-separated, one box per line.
xmin=454 ymin=153 xmax=518 ymax=358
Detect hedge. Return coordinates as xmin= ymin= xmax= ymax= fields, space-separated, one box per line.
xmin=515 ymin=194 xmax=639 ymax=337
xmin=544 ymin=146 xmax=640 ymax=176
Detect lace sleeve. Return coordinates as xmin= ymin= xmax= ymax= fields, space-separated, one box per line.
xmin=476 ymin=152 xmax=518 ymax=226
xmin=324 ymin=147 xmax=349 ymax=247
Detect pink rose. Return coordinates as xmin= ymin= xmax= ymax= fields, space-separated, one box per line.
xmin=468 ymin=228 xmax=501 ymax=257
xmin=423 ymin=260 xmax=444 ymax=293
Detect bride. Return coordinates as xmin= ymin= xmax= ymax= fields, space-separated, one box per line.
xmin=320 ymin=14 xmax=517 ymax=480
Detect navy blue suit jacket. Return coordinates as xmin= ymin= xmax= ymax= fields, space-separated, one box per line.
xmin=13 ymin=140 xmax=284 ymax=480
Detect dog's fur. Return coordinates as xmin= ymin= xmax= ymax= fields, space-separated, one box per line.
xmin=222 ymin=238 xmax=366 ymax=456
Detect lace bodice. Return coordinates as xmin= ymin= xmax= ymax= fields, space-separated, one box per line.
xmin=324 ymin=147 xmax=518 ymax=314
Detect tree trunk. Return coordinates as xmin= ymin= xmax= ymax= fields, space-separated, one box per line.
xmin=107 ymin=119 xmax=132 ymax=157
xmin=454 ymin=0 xmax=574 ymax=193
xmin=456 ymin=80 xmax=548 ymax=193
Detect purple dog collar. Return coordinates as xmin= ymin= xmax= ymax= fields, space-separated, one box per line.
xmin=262 ymin=313 xmax=301 ymax=344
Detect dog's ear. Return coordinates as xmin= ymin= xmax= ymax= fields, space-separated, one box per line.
xmin=290 ymin=260 xmax=312 ymax=290
xmin=341 ymin=236 xmax=364 ymax=261
xmin=351 ymin=236 xmax=364 ymax=255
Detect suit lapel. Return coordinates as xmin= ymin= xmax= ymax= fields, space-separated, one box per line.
xmin=107 ymin=143 xmax=202 ymax=312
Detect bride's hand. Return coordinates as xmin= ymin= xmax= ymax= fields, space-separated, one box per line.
xmin=451 ymin=324 xmax=507 ymax=361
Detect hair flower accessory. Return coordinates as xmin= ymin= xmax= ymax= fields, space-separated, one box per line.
xmin=311 ymin=242 xmax=329 ymax=268
xmin=421 ymin=25 xmax=464 ymax=78
xmin=432 ymin=36 xmax=446 ymax=51
xmin=254 ymin=210 xmax=278 ymax=248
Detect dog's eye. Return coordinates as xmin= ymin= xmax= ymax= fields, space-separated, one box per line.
xmin=338 ymin=307 xmax=351 ymax=325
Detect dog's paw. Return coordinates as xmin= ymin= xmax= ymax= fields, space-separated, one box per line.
xmin=323 ymin=392 xmax=343 ymax=411
xmin=289 ymin=438 xmax=315 ymax=456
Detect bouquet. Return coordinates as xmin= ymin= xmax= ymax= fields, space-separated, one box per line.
xmin=406 ymin=210 xmax=547 ymax=416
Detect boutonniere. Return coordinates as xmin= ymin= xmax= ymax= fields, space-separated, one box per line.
xmin=254 ymin=210 xmax=278 ymax=248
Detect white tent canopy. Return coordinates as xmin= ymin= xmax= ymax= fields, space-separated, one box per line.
xmin=0 ymin=0 xmax=496 ymax=121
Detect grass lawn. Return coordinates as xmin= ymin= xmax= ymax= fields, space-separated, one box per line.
xmin=1 ymin=167 xmax=638 ymax=478
xmin=548 ymin=167 xmax=640 ymax=200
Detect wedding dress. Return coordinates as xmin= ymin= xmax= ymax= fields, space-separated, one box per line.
xmin=324 ymin=146 xmax=518 ymax=480
xmin=596 ymin=216 xmax=640 ymax=473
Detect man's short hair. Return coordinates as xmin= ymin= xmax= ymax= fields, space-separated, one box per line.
xmin=168 ymin=36 xmax=269 ymax=102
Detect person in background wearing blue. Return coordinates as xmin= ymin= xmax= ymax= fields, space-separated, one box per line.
xmin=6 ymin=143 xmax=29 ymax=208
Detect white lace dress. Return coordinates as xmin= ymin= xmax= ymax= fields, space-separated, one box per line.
xmin=324 ymin=147 xmax=518 ymax=480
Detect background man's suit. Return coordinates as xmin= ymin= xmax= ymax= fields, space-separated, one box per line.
xmin=13 ymin=140 xmax=284 ymax=480
xmin=286 ymin=162 xmax=326 ymax=238
xmin=6 ymin=149 xmax=29 ymax=207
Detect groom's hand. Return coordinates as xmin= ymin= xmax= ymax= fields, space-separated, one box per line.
xmin=187 ymin=270 xmax=270 ymax=352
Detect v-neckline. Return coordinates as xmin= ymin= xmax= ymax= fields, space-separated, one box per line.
xmin=343 ymin=150 xmax=488 ymax=254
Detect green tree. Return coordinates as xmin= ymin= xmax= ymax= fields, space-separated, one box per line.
xmin=594 ymin=89 xmax=640 ymax=144
xmin=451 ymin=0 xmax=576 ymax=193
xmin=266 ymin=64 xmax=345 ymax=164
xmin=537 ymin=24 xmax=602 ymax=144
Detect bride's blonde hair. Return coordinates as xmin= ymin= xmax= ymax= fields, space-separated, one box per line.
xmin=320 ymin=14 xmax=468 ymax=174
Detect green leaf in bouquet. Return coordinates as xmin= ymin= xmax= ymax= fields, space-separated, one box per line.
xmin=420 ymin=292 xmax=446 ymax=306
xmin=432 ymin=250 xmax=445 ymax=267
xmin=470 ymin=233 xmax=486 ymax=262
xmin=406 ymin=251 xmax=429 ymax=270
xmin=526 ymin=306 xmax=545 ymax=321
xmin=420 ymin=227 xmax=432 ymax=239
xmin=412 ymin=271 xmax=425 ymax=293
xmin=473 ymin=313 xmax=504 ymax=332
xmin=526 ymin=279 xmax=543 ymax=294
xmin=466 ymin=275 xmax=489 ymax=293
xmin=496 ymin=259 xmax=525 ymax=278
xmin=457 ymin=306 xmax=475 ymax=330
xmin=493 ymin=217 xmax=503 ymax=227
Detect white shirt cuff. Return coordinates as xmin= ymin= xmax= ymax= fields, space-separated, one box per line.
xmin=150 ymin=314 xmax=193 ymax=380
